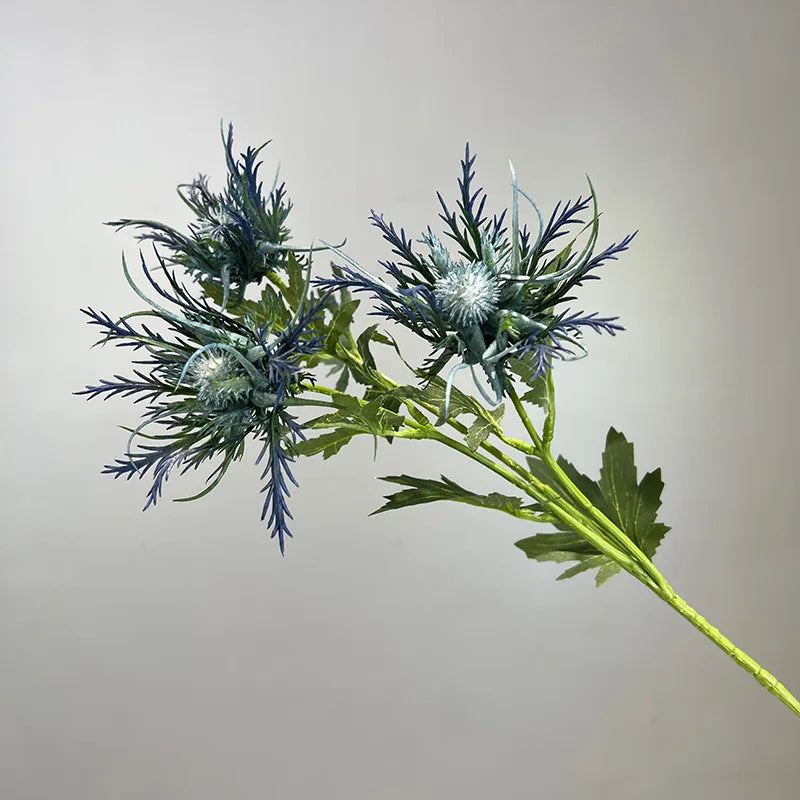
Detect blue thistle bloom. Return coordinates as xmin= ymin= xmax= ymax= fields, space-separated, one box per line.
xmin=77 ymin=249 xmax=326 ymax=554
xmin=107 ymin=122 xmax=330 ymax=311
xmin=318 ymin=145 xmax=633 ymax=409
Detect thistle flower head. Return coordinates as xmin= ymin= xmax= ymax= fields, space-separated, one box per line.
xmin=317 ymin=143 xmax=633 ymax=403
xmin=105 ymin=123 xmax=330 ymax=311
xmin=78 ymin=238 xmax=327 ymax=554
xmin=434 ymin=259 xmax=500 ymax=327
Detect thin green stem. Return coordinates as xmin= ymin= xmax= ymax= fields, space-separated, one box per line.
xmin=653 ymin=581 xmax=800 ymax=718
xmin=505 ymin=378 xmax=800 ymax=717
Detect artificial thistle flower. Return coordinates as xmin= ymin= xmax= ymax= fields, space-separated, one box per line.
xmin=317 ymin=144 xmax=635 ymax=412
xmin=76 ymin=248 xmax=327 ymax=553
xmin=107 ymin=122 xmax=332 ymax=311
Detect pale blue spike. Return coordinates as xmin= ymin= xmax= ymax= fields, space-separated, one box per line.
xmin=469 ymin=362 xmax=504 ymax=408
xmin=509 ymin=160 xmax=520 ymax=275
xmin=517 ymin=185 xmax=544 ymax=252
xmin=125 ymin=408 xmax=174 ymax=475
xmin=121 ymin=252 xmax=250 ymax=348
xmin=443 ymin=360 xmax=471 ymax=419
xmin=318 ymin=239 xmax=406 ymax=300
xmin=220 ymin=263 xmax=231 ymax=312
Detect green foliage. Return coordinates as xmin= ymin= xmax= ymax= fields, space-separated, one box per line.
xmin=507 ymin=360 xmax=549 ymax=409
xmin=294 ymin=428 xmax=356 ymax=460
xmin=597 ymin=428 xmax=670 ymax=559
xmin=464 ymin=404 xmax=505 ymax=451
xmin=324 ymin=298 xmax=360 ymax=355
xmin=515 ymin=530 xmax=622 ymax=586
xmin=516 ymin=428 xmax=669 ymax=586
xmin=373 ymin=474 xmax=539 ymax=520
xmin=298 ymin=387 xmax=406 ymax=459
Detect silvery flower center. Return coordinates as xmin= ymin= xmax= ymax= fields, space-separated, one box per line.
xmin=196 ymin=208 xmax=237 ymax=243
xmin=188 ymin=351 xmax=251 ymax=408
xmin=434 ymin=261 xmax=501 ymax=327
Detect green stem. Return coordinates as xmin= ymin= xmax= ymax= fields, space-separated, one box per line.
xmin=654 ymin=582 xmax=800 ymax=718
xmin=506 ymin=383 xmax=668 ymax=592
xmin=304 ymin=381 xmax=643 ymax=578
xmin=506 ymin=378 xmax=800 ymax=718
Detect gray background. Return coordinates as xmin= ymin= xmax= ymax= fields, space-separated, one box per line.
xmin=2 ymin=0 xmax=799 ymax=797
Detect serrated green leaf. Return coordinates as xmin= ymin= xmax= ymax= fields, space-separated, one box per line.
xmin=514 ymin=532 xmax=623 ymax=586
xmin=284 ymin=251 xmax=306 ymax=310
xmin=519 ymin=373 xmax=549 ymax=409
xmin=507 ymin=357 xmax=548 ymax=396
xmin=412 ymin=376 xmax=504 ymax=430
xmin=465 ymin=416 xmax=493 ymax=451
xmin=525 ymin=456 xmax=562 ymax=494
xmin=325 ymin=298 xmax=360 ymax=354
xmin=515 ymin=531 xmax=599 ymax=558
xmin=555 ymin=455 xmax=606 ymax=510
xmin=334 ymin=365 xmax=351 ymax=393
xmin=594 ymin=561 xmax=623 ymax=586
xmin=556 ymin=554 xmax=609 ymax=581
xmin=374 ymin=474 xmax=528 ymax=519
xmin=631 ymin=469 xmax=670 ymax=558
xmin=463 ymin=405 xmax=503 ymax=451
xmin=345 ymin=325 xmax=388 ymax=386
xmin=295 ymin=429 xmax=355 ymax=459
xmin=304 ymin=389 xmax=405 ymax=459
xmin=598 ymin=427 xmax=638 ymax=532
xmin=595 ymin=428 xmax=671 ymax=558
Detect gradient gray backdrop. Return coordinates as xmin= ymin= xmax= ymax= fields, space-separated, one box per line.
xmin=2 ymin=1 xmax=799 ymax=797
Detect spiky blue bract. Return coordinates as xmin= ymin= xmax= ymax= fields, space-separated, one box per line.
xmin=106 ymin=123 xmax=306 ymax=309
xmin=317 ymin=144 xmax=633 ymax=397
xmin=77 ymin=249 xmax=327 ymax=554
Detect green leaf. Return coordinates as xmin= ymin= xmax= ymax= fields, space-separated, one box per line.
xmin=198 ymin=280 xmax=262 ymax=318
xmin=284 ymin=251 xmax=306 ymax=310
xmin=630 ymin=469 xmax=670 ymax=558
xmin=507 ymin=357 xmax=548 ymax=395
xmin=556 ymin=455 xmax=606 ymax=510
xmin=515 ymin=531 xmax=599 ymax=559
xmin=594 ymin=561 xmax=623 ymax=586
xmin=373 ymin=474 xmax=530 ymax=519
xmin=519 ymin=428 xmax=670 ymax=585
xmin=294 ymin=429 xmax=355 ymax=459
xmin=325 ymin=298 xmax=360 ymax=354
xmin=525 ymin=456 xmax=563 ymax=494
xmin=556 ymin=554 xmax=609 ymax=581
xmin=343 ymin=325 xmax=389 ymax=387
xmin=303 ymin=389 xmax=405 ymax=457
xmin=464 ymin=404 xmax=504 ymax=451
xmin=403 ymin=375 xmax=504 ymax=430
xmin=597 ymin=427 xmax=638 ymax=531
xmin=514 ymin=532 xmax=623 ymax=587
xmin=334 ymin=365 xmax=351 ymax=393
xmin=519 ymin=372 xmax=549 ymax=409
xmin=596 ymin=428 xmax=671 ymax=558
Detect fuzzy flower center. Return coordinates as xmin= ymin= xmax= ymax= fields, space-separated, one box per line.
xmin=188 ymin=351 xmax=251 ymax=408
xmin=196 ymin=207 xmax=237 ymax=243
xmin=434 ymin=261 xmax=501 ymax=327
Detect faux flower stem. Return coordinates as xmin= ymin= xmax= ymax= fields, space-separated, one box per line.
xmin=654 ymin=586 xmax=800 ymax=717
xmin=505 ymin=382 xmax=800 ymax=718
xmin=506 ymin=383 xmax=667 ymax=590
